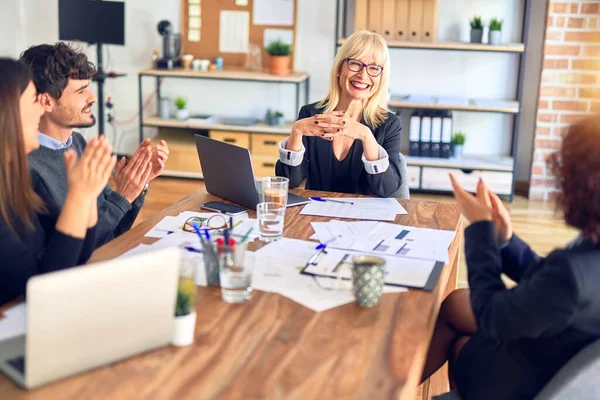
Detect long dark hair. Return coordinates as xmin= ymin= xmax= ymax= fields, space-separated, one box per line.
xmin=0 ymin=58 xmax=45 ymax=235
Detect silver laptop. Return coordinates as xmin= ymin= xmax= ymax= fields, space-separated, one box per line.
xmin=194 ymin=134 xmax=310 ymax=210
xmin=0 ymin=248 xmax=181 ymax=389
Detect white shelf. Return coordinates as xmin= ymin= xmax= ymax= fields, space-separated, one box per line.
xmin=390 ymin=96 xmax=519 ymax=114
xmin=406 ymin=155 xmax=514 ymax=172
xmin=143 ymin=116 xmax=292 ymax=135
xmin=139 ymin=68 xmax=309 ymax=84
xmin=338 ymin=38 xmax=525 ymax=53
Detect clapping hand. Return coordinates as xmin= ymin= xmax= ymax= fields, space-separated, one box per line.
xmin=449 ymin=173 xmax=513 ymax=244
xmin=65 ymin=135 xmax=116 ymax=199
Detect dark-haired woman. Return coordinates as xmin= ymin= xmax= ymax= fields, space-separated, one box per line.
xmin=0 ymin=58 xmax=116 ymax=306
xmin=421 ymin=116 xmax=600 ymax=399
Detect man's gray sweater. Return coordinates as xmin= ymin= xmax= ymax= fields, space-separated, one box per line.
xmin=28 ymin=132 xmax=145 ymax=248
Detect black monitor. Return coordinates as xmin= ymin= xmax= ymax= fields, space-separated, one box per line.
xmin=59 ymin=0 xmax=125 ymax=45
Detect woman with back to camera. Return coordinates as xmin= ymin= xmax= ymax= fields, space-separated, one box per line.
xmin=422 ymin=116 xmax=600 ymax=399
xmin=276 ymin=30 xmax=402 ymax=197
xmin=0 ymin=58 xmax=116 ymax=306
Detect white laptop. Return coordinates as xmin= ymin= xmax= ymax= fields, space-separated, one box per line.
xmin=0 ymin=248 xmax=181 ymax=389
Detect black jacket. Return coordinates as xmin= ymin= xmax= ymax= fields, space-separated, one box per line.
xmin=456 ymin=221 xmax=600 ymax=399
xmin=275 ymin=103 xmax=403 ymax=197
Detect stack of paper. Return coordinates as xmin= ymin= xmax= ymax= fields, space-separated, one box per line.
xmin=252 ymin=239 xmax=407 ymax=312
xmin=300 ymin=198 xmax=407 ymax=221
xmin=0 ymin=303 xmax=26 ymax=342
xmin=310 ymin=221 xmax=456 ymax=263
xmin=145 ymin=211 xmax=258 ymax=240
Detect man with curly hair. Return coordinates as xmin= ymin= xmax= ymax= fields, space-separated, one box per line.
xmin=21 ymin=42 xmax=169 ymax=248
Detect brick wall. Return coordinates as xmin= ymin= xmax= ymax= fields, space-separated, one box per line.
xmin=530 ymin=1 xmax=600 ymax=201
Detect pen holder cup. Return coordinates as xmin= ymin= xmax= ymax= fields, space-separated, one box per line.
xmin=335 ymin=255 xmax=386 ymax=307
xmin=201 ymin=239 xmax=221 ymax=287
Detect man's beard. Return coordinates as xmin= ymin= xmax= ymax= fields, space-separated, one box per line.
xmin=69 ymin=114 xmax=96 ymax=129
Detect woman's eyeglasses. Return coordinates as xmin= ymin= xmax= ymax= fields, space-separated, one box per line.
xmin=182 ymin=215 xmax=229 ymax=233
xmin=345 ymin=58 xmax=384 ymax=77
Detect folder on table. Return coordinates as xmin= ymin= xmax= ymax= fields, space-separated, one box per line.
xmin=409 ymin=111 xmax=421 ymax=157
xmin=430 ymin=112 xmax=442 ymax=158
xmin=441 ymin=111 xmax=453 ymax=159
xmin=419 ymin=112 xmax=432 ymax=158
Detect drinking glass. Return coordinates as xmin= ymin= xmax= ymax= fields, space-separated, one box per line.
xmin=257 ymin=202 xmax=286 ymax=242
xmin=261 ymin=177 xmax=289 ymax=207
xmin=219 ymin=241 xmax=252 ymax=303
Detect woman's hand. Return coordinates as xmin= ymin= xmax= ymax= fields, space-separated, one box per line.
xmin=292 ymin=111 xmax=346 ymax=138
xmin=65 ymin=136 xmax=117 ymax=199
xmin=286 ymin=111 xmax=346 ymax=151
xmin=489 ymin=190 xmax=513 ymax=245
xmin=318 ymin=112 xmax=370 ymax=141
xmin=449 ymin=173 xmax=492 ymax=224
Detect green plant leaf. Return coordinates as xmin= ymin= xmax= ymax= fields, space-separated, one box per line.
xmin=175 ymin=290 xmax=192 ymax=316
xmin=489 ymin=18 xmax=504 ymax=31
xmin=265 ymin=38 xmax=292 ymax=56
xmin=451 ymin=132 xmax=466 ymax=145
xmin=470 ymin=15 xmax=485 ymax=29
xmin=174 ymin=96 xmax=187 ymax=110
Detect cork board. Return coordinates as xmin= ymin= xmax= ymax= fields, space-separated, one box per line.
xmin=181 ymin=0 xmax=298 ymax=69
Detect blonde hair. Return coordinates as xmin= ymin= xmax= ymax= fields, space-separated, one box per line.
xmin=317 ymin=31 xmax=391 ymax=128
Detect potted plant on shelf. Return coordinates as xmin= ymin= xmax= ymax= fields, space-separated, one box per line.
xmin=174 ymin=96 xmax=189 ymax=121
xmin=489 ymin=18 xmax=504 ymax=45
xmin=172 ymin=289 xmax=197 ymax=346
xmin=275 ymin=111 xmax=285 ymax=126
xmin=265 ymin=38 xmax=292 ymax=76
xmin=470 ymin=15 xmax=485 ymax=43
xmin=451 ymin=132 xmax=466 ymax=158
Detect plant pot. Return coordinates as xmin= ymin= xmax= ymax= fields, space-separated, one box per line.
xmin=159 ymin=98 xmax=171 ymax=120
xmin=470 ymin=28 xmax=483 ymax=43
xmin=268 ymin=55 xmax=291 ymax=76
xmin=453 ymin=145 xmax=464 ymax=159
xmin=176 ymin=108 xmax=189 ymax=121
xmin=172 ymin=310 xmax=196 ymax=347
xmin=275 ymin=115 xmax=285 ymax=126
xmin=489 ymin=30 xmax=502 ymax=45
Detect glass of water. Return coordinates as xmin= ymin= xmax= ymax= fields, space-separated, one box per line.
xmin=219 ymin=240 xmax=252 ymax=303
xmin=257 ymin=202 xmax=286 ymax=242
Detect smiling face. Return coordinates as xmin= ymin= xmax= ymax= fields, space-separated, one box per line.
xmin=20 ymin=81 xmax=44 ymax=154
xmin=41 ymin=78 xmax=97 ymax=129
xmin=338 ymin=56 xmax=383 ymax=102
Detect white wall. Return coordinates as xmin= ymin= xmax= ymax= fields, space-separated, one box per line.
xmin=4 ymin=0 xmax=537 ymax=179
xmin=0 ymin=0 xmax=24 ymax=57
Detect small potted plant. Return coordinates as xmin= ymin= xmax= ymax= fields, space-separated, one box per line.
xmin=174 ymin=96 xmax=189 ymax=121
xmin=470 ymin=15 xmax=485 ymax=43
xmin=265 ymin=38 xmax=292 ymax=76
xmin=451 ymin=132 xmax=466 ymax=158
xmin=172 ymin=289 xmax=197 ymax=346
xmin=489 ymin=18 xmax=504 ymax=45
xmin=274 ymin=111 xmax=285 ymax=126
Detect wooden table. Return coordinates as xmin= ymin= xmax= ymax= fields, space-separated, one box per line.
xmin=0 ymin=189 xmax=462 ymax=400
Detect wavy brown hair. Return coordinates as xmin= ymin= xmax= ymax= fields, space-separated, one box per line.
xmin=0 ymin=58 xmax=46 ymax=236
xmin=550 ymin=115 xmax=600 ymax=242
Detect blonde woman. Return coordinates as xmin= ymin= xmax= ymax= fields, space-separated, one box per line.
xmin=276 ymin=31 xmax=402 ymax=197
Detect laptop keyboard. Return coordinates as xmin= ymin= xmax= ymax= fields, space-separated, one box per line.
xmin=7 ymin=356 xmax=25 ymax=374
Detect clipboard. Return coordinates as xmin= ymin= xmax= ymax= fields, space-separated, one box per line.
xmin=300 ymin=254 xmax=445 ymax=292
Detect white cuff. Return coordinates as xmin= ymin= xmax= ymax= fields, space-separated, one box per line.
xmin=278 ymin=138 xmax=305 ymax=167
xmin=361 ymin=145 xmax=390 ymax=175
